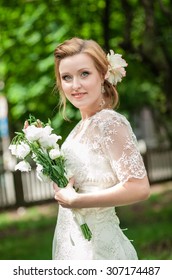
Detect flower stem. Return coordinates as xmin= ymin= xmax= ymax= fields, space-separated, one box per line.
xmin=80 ymin=224 xmax=92 ymax=241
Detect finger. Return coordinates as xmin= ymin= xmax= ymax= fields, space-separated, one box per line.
xmin=54 ymin=192 xmax=59 ymax=200
xmin=53 ymin=182 xmax=59 ymax=192
xmin=67 ymin=177 xmax=75 ymax=187
xmin=24 ymin=120 xmax=29 ymax=129
xmin=57 ymin=199 xmax=70 ymax=208
xmin=54 ymin=195 xmax=67 ymax=208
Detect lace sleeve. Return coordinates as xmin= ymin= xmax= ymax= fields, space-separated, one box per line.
xmin=99 ymin=112 xmax=146 ymax=184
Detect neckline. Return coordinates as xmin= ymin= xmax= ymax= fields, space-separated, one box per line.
xmin=80 ymin=108 xmax=112 ymax=123
xmin=69 ymin=108 xmax=113 ymax=140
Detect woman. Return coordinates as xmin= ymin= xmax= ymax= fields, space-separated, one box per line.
xmin=52 ymin=37 xmax=150 ymax=260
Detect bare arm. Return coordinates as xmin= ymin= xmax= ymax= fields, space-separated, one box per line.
xmin=73 ymin=176 xmax=150 ymax=208
xmin=54 ymin=175 xmax=150 ymax=208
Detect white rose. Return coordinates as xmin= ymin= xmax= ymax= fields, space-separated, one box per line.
xmin=36 ymin=164 xmax=51 ymax=183
xmin=107 ymin=50 xmax=128 ymax=85
xmin=9 ymin=144 xmax=18 ymax=156
xmin=17 ymin=143 xmax=30 ymax=159
xmin=65 ymin=169 xmax=74 ymax=180
xmin=9 ymin=143 xmax=30 ymax=159
xmin=23 ymin=125 xmax=43 ymax=141
xmin=49 ymin=147 xmax=61 ymax=160
xmin=107 ymin=51 xmax=127 ymax=69
xmin=39 ymin=134 xmax=61 ymax=149
xmin=42 ymin=125 xmax=53 ymax=136
xmin=15 ymin=161 xmax=31 ymax=172
xmin=36 ymin=163 xmax=43 ymax=172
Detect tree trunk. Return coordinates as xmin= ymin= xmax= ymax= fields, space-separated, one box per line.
xmin=103 ymin=0 xmax=110 ymax=50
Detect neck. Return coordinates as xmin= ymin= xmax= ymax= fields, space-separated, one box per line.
xmin=80 ymin=108 xmax=106 ymax=121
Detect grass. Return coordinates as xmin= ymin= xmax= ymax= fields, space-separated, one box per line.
xmin=0 ymin=204 xmax=58 ymax=260
xmin=117 ymin=183 xmax=172 ymax=260
xmin=0 ymin=182 xmax=172 ymax=260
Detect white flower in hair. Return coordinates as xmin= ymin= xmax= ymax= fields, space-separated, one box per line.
xmin=106 ymin=50 xmax=128 ymax=85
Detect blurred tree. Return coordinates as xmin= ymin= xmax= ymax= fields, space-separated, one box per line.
xmin=0 ymin=0 xmax=172 ymax=144
xmin=0 ymin=0 xmax=69 ymax=133
xmin=118 ymin=0 xmax=172 ymax=142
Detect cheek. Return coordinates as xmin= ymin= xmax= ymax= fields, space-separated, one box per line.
xmin=92 ymin=77 xmax=102 ymax=92
xmin=61 ymin=82 xmax=70 ymax=93
xmin=61 ymin=83 xmax=72 ymax=101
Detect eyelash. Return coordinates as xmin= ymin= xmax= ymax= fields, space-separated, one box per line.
xmin=62 ymin=71 xmax=90 ymax=81
xmin=81 ymin=71 xmax=90 ymax=77
xmin=62 ymin=75 xmax=71 ymax=81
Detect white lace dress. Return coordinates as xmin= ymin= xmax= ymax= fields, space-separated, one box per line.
xmin=52 ymin=109 xmax=146 ymax=260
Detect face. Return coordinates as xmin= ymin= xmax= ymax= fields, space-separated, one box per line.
xmin=59 ymin=53 xmax=103 ymax=117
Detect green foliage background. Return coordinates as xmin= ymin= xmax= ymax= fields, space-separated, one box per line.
xmin=0 ymin=0 xmax=172 ymax=141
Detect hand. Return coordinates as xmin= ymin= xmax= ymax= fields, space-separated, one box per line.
xmin=53 ymin=177 xmax=78 ymax=208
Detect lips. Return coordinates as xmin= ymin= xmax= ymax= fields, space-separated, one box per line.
xmin=71 ymin=92 xmax=86 ymax=98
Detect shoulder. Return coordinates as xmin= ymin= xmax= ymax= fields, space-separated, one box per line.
xmin=90 ymin=109 xmax=136 ymax=142
xmin=92 ymin=109 xmax=131 ymax=129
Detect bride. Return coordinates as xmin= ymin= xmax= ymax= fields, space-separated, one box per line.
xmin=52 ymin=37 xmax=150 ymax=260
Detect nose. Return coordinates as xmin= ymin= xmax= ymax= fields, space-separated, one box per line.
xmin=72 ymin=77 xmax=81 ymax=91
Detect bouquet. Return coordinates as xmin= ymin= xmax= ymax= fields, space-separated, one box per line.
xmin=9 ymin=115 xmax=92 ymax=241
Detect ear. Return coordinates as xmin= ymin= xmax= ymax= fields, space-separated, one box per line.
xmin=100 ymin=73 xmax=105 ymax=83
xmin=105 ymin=70 xmax=110 ymax=80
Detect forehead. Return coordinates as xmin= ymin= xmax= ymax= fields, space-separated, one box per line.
xmin=59 ymin=53 xmax=96 ymax=73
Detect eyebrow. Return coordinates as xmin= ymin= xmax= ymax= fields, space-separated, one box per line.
xmin=60 ymin=67 xmax=91 ymax=75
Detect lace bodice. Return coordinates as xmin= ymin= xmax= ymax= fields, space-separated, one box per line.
xmin=62 ymin=109 xmax=146 ymax=192
xmin=52 ymin=109 xmax=146 ymax=260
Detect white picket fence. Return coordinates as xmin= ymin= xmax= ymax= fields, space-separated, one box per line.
xmin=0 ymin=148 xmax=172 ymax=209
xmin=0 ymin=169 xmax=54 ymax=209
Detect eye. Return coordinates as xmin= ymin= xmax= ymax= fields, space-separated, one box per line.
xmin=62 ymin=75 xmax=72 ymax=81
xmin=81 ymin=71 xmax=90 ymax=78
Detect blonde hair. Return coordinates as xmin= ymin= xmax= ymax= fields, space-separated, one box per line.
xmin=54 ymin=37 xmax=119 ymax=118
